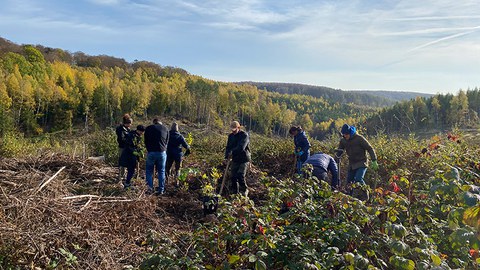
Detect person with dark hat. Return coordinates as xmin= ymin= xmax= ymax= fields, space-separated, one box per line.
xmin=303 ymin=152 xmax=339 ymax=190
xmin=338 ymin=124 xmax=378 ymax=186
xmin=116 ymin=114 xmax=133 ymax=182
xmin=289 ymin=126 xmax=311 ymax=174
xmin=224 ymin=121 xmax=251 ymax=195
xmin=166 ymin=122 xmax=191 ymax=187
xmin=144 ymin=118 xmax=169 ymax=195
xmin=119 ymin=125 xmax=145 ymax=189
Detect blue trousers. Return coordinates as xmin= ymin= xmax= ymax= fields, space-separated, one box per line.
xmin=347 ymin=167 xmax=367 ymax=185
xmin=145 ymin=151 xmax=167 ymax=192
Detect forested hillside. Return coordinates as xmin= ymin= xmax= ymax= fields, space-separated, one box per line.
xmin=364 ymin=91 xmax=480 ymax=134
xmin=0 ymin=37 xmax=376 ymax=139
xmin=355 ymin=90 xmax=433 ymax=102
xmin=241 ymin=82 xmax=432 ymax=107
xmin=0 ymin=37 xmax=479 ymax=140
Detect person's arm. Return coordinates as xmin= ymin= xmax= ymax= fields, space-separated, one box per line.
xmin=180 ymin=135 xmax=190 ymax=150
xmin=328 ymin=156 xmax=339 ymax=187
xmin=225 ymin=135 xmax=233 ymax=159
xmin=361 ymin=136 xmax=377 ymax=161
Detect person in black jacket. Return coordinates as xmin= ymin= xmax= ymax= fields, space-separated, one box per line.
xmin=224 ymin=121 xmax=251 ymax=195
xmin=166 ymin=122 xmax=190 ymax=187
xmin=115 ymin=114 xmax=132 ymax=182
xmin=119 ymin=125 xmax=145 ymax=188
xmin=144 ymin=118 xmax=169 ymax=195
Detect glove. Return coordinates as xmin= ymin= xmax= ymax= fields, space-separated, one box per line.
xmin=184 ymin=148 xmax=191 ymax=156
xmin=370 ymin=160 xmax=379 ymax=171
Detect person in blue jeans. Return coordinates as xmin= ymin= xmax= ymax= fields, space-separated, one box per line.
xmin=289 ymin=126 xmax=311 ymax=174
xmin=338 ymin=124 xmax=378 ymax=186
xmin=144 ymin=118 xmax=169 ymax=195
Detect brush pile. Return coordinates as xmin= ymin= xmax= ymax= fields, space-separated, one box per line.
xmin=0 ymin=153 xmax=203 ymax=269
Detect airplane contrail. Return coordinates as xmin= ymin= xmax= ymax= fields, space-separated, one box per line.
xmin=408 ymin=26 xmax=480 ymax=52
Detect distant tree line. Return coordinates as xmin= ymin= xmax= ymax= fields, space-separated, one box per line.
xmin=0 ymin=38 xmax=378 ymax=139
xmin=242 ymin=82 xmax=397 ymax=107
xmin=0 ymin=37 xmax=478 ymax=139
xmin=363 ymin=91 xmax=480 ymax=134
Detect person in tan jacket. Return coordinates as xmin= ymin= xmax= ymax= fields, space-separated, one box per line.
xmin=338 ymin=124 xmax=378 ymax=185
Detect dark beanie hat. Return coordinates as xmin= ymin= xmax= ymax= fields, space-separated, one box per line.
xmin=341 ymin=124 xmax=350 ymax=135
xmin=137 ymin=125 xmax=145 ymax=132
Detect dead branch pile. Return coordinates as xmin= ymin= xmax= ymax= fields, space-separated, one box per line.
xmin=0 ymin=153 xmax=201 ymax=269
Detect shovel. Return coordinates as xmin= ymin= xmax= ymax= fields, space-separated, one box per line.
xmin=219 ymin=159 xmax=231 ymax=196
xmin=334 ymin=149 xmax=344 ymax=191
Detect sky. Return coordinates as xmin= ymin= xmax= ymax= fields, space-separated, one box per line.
xmin=1 ymin=0 xmax=479 ymax=94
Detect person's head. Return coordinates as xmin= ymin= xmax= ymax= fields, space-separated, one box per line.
xmin=136 ymin=125 xmax=145 ymax=135
xmin=170 ymin=122 xmax=179 ymax=132
xmin=341 ymin=124 xmax=355 ymax=140
xmin=122 ymin=114 xmax=132 ymax=127
xmin=230 ymin=121 xmax=241 ymax=134
xmin=152 ymin=118 xmax=161 ymax=125
xmin=289 ymin=126 xmax=302 ymax=137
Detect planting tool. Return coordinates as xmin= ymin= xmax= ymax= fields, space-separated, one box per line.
xmin=334 ymin=149 xmax=344 ymax=190
xmin=219 ymin=159 xmax=231 ymax=196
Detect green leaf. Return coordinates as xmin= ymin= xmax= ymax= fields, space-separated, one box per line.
xmin=390 ymin=240 xmax=410 ymax=256
xmin=255 ymin=259 xmax=267 ymax=270
xmin=344 ymin=252 xmax=355 ymax=264
xmin=228 ymin=254 xmax=241 ymax=264
xmin=430 ymin=253 xmax=441 ymax=266
xmin=249 ymin=255 xmax=257 ymax=263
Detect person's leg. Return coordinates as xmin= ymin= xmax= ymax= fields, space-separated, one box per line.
xmin=165 ymin=156 xmax=174 ymax=184
xmin=312 ymin=167 xmax=328 ymax=181
xmin=353 ymin=167 xmax=367 ymax=185
xmin=236 ymin=162 xmax=249 ymax=195
xmin=145 ymin=152 xmax=155 ymax=191
xmin=125 ymin=165 xmax=135 ymax=187
xmin=156 ymin=151 xmax=167 ymax=194
xmin=346 ymin=169 xmax=356 ymax=195
xmin=118 ymin=147 xmax=125 ymax=182
xmin=296 ymin=159 xmax=303 ymax=174
xmin=173 ymin=157 xmax=182 ymax=186
xmin=229 ymin=161 xmax=240 ymax=194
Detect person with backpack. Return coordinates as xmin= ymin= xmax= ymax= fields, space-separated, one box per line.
xmin=115 ymin=114 xmax=132 ymax=182
xmin=303 ymin=152 xmax=339 ymax=190
xmin=144 ymin=118 xmax=169 ymax=195
xmin=224 ymin=121 xmax=251 ymax=195
xmin=166 ymin=122 xmax=191 ymax=187
xmin=119 ymin=125 xmax=145 ymax=189
xmin=338 ymin=124 xmax=378 ymax=186
xmin=289 ymin=126 xmax=311 ymax=174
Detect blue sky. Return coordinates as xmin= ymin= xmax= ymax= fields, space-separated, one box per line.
xmin=1 ymin=0 xmax=479 ymax=94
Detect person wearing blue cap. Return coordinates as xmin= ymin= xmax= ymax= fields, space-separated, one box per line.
xmin=338 ymin=124 xmax=378 ymax=186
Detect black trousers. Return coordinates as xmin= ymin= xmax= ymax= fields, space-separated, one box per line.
xmin=230 ymin=161 xmax=248 ymax=194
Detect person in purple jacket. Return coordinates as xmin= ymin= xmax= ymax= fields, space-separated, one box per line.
xmin=289 ymin=126 xmax=311 ymax=174
xmin=303 ymin=152 xmax=339 ymax=190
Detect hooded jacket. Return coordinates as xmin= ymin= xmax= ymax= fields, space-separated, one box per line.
xmin=167 ymin=131 xmax=189 ymax=160
xmin=338 ymin=132 xmax=377 ymax=170
xmin=294 ymin=130 xmax=311 ymax=162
